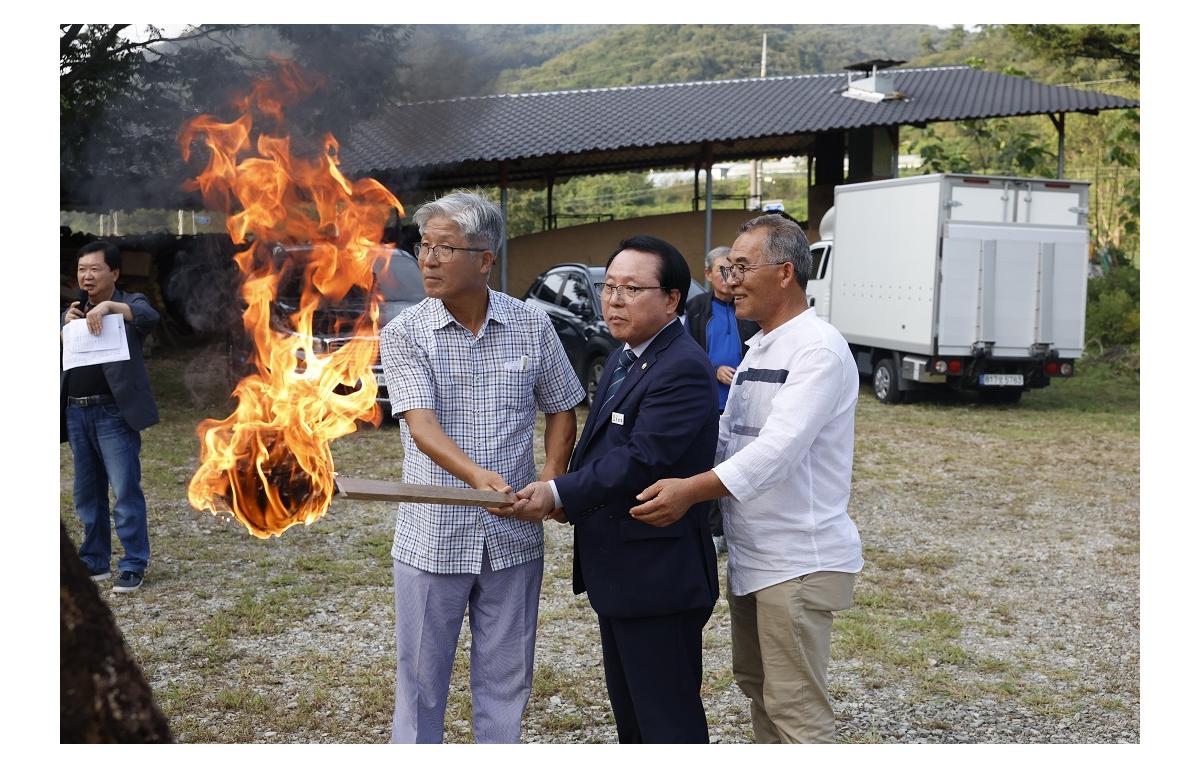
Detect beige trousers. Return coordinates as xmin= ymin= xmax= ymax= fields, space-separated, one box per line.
xmin=729 ymin=570 xmax=857 ymax=743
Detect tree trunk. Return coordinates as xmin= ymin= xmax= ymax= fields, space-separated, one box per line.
xmin=60 ymin=523 xmax=173 ymax=743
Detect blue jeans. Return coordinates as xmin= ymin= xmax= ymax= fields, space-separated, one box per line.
xmin=66 ymin=402 xmax=149 ymax=574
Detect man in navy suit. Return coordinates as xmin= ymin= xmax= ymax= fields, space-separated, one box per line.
xmin=504 ymin=235 xmax=720 ymax=743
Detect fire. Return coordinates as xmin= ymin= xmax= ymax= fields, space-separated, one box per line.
xmin=182 ymin=63 xmax=402 ymax=538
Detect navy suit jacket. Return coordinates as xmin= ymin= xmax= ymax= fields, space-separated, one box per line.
xmin=554 ymin=319 xmax=720 ymax=619
xmin=60 ymin=288 xmax=160 ymax=442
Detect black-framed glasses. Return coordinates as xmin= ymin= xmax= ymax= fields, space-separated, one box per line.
xmin=594 ymin=282 xmax=666 ymax=301
xmin=718 ymin=260 xmax=788 ymax=282
xmin=415 ymin=242 xmax=488 ymax=263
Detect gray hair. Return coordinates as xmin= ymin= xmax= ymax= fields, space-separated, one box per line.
xmin=704 ymin=246 xmax=731 ymax=271
xmin=412 ymin=190 xmax=506 ymax=254
xmin=737 ymin=214 xmax=812 ymax=288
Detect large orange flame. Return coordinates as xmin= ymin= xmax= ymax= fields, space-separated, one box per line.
xmin=182 ymin=63 xmax=403 ymax=538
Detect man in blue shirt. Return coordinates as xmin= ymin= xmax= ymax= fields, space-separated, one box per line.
xmin=685 ymin=246 xmax=758 ymax=552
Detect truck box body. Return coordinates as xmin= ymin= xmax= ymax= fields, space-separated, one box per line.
xmin=809 ymin=174 xmax=1090 ymax=400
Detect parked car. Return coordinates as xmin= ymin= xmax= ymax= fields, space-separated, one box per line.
xmin=229 ymin=245 xmax=426 ymax=408
xmin=523 ymin=263 xmax=705 ymax=406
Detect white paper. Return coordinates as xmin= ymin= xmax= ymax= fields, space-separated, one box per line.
xmin=62 ymin=314 xmax=130 ymax=371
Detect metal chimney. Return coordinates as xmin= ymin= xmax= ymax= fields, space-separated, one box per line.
xmin=842 ymin=59 xmax=906 ymax=103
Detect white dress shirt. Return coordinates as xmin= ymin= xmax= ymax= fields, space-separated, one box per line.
xmin=712 ymin=308 xmax=864 ymax=596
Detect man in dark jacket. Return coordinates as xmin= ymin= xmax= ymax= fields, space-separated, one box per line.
xmin=684 ymin=246 xmax=758 ymax=552
xmin=61 ymin=241 xmax=159 ymax=594
xmin=505 ymin=236 xmax=719 ymax=743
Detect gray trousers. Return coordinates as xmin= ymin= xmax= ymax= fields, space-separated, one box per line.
xmin=391 ymin=550 xmax=543 ymax=743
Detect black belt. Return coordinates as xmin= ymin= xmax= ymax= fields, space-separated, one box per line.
xmin=67 ymin=395 xmax=115 ymax=407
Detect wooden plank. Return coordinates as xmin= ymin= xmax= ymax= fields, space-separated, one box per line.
xmin=334 ymin=476 xmax=515 ymax=507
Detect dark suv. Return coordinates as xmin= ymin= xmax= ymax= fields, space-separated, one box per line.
xmin=523 ymin=263 xmax=704 ymax=405
xmin=228 ymin=245 xmax=426 ymax=408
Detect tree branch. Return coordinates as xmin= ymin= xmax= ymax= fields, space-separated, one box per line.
xmin=104 ymin=24 xmax=247 ymax=58
xmin=60 ymin=24 xmax=84 ymax=58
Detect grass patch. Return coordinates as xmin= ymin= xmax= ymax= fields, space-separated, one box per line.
xmin=530 ymin=663 xmax=593 ymax=702
xmin=203 ymin=588 xmax=316 ymax=637
xmin=977 ymin=656 xmax=1014 ymax=674
xmin=1022 ymin=354 xmax=1139 ymax=414
xmin=703 ymin=668 xmax=736 ymax=694
xmin=59 ymin=342 xmax=1139 ymax=743
xmin=1021 ymin=688 xmax=1072 ymax=718
xmin=292 ymin=552 xmax=381 ymax=586
xmin=360 ymin=532 xmax=396 ymax=562
xmin=866 ymin=546 xmax=957 ymax=574
xmin=215 ymin=686 xmax=269 ymax=713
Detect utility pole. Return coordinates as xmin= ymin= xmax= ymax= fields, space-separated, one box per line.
xmin=749 ymin=33 xmax=767 ymax=210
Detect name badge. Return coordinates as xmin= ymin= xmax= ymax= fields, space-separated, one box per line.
xmin=611 ymin=412 xmax=625 ymax=425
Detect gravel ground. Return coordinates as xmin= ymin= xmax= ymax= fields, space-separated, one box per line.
xmin=61 ymin=348 xmax=1139 ymax=743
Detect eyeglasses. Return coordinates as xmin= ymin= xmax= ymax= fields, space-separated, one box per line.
xmin=593 ymin=282 xmax=666 ymax=301
xmin=718 ymin=260 xmax=788 ymax=282
xmin=415 ymin=242 xmax=488 ymax=263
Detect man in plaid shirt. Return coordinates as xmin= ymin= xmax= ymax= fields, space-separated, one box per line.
xmin=380 ymin=191 xmax=584 ymax=743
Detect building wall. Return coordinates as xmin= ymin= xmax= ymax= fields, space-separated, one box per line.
xmin=493 ymin=208 xmax=758 ymax=296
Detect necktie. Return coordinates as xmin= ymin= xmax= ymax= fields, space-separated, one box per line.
xmin=600 ymin=349 xmax=637 ymax=413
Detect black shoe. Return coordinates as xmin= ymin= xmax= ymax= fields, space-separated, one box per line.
xmin=112 ymin=571 xmax=143 ymax=593
xmin=88 ymin=568 xmax=110 ymax=582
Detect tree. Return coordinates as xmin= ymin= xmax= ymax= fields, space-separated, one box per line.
xmin=1004 ymin=24 xmax=1140 ymax=258
xmin=61 ymin=523 xmax=174 ymax=742
xmin=60 ymin=24 xmax=414 ymax=212
xmin=60 ymin=25 xmax=239 ymax=211
xmin=1007 ymin=24 xmax=1139 ymax=83
xmin=905 ymin=25 xmax=1139 ymax=262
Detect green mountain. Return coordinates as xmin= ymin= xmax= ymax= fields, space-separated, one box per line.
xmin=395 ymin=25 xmax=617 ymax=100
xmin=491 ymin=24 xmax=951 ymax=92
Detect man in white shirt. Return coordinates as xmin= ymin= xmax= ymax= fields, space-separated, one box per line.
xmin=630 ymin=213 xmax=863 ymax=743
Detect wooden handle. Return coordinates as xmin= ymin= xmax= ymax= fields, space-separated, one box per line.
xmin=334 ymin=476 xmax=515 ymax=507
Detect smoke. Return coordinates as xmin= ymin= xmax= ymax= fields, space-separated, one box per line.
xmin=162 ymin=237 xmax=242 ymax=335
xmin=62 ymin=25 xmax=413 ymax=213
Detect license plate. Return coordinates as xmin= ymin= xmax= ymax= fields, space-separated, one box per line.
xmin=980 ymin=374 xmax=1024 ymax=387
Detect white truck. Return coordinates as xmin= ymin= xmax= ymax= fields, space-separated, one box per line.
xmin=808 ymin=173 xmax=1090 ymax=404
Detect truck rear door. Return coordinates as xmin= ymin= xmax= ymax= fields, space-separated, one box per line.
xmin=938 ymin=178 xmax=1089 ymax=360
xmin=938 ymin=223 xmax=1088 ymax=359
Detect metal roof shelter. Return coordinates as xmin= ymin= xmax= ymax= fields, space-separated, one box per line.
xmin=340 ymin=64 xmax=1137 ymax=292
xmin=344 ymin=64 xmax=1136 ymax=186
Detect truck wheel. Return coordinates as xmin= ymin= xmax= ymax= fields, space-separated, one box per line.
xmin=872 ymin=358 xmax=904 ymax=404
xmin=585 ymin=355 xmax=606 ymax=407
xmin=979 ymin=388 xmax=1023 ymax=405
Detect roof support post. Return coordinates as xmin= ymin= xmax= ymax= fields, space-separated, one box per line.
xmin=499 ymin=161 xmax=509 ymax=293
xmin=545 ymin=174 xmax=555 ymax=231
xmin=1049 ymin=112 xmax=1066 ymax=179
xmin=703 ymin=143 xmax=714 ymax=257
xmin=808 ymin=131 xmax=845 ymax=243
xmin=693 ymin=164 xmax=701 ymax=212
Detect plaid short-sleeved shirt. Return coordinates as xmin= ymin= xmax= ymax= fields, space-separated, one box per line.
xmin=379 ymin=289 xmax=585 ymax=574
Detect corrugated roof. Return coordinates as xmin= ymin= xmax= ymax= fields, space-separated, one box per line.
xmin=341 ymin=66 xmax=1137 ymax=188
